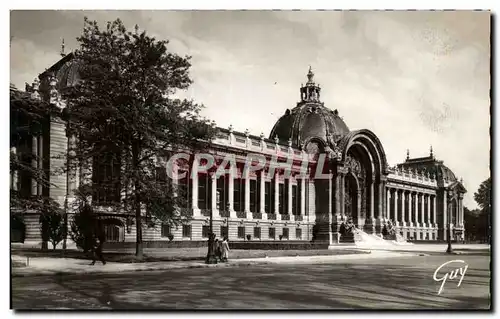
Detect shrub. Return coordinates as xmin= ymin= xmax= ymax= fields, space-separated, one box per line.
xmin=69 ymin=203 xmax=96 ymax=253
xmin=279 ymin=234 xmax=283 ymax=241
xmin=39 ymin=200 xmax=65 ymax=250
xmin=246 ymin=234 xmax=251 ymax=241
xmin=168 ymin=234 xmax=174 ymax=241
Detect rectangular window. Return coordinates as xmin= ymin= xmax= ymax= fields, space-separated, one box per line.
xmin=198 ymin=173 xmax=211 ymax=210
xmin=220 ymin=226 xmax=228 ymax=239
xmin=265 ymin=181 xmax=271 ymax=213
xmin=161 ymin=224 xmax=171 ymax=237
xmin=216 ymin=176 xmax=227 ymax=210
xmin=292 ymin=184 xmax=298 ymax=215
xmin=250 ymin=179 xmax=257 ymax=213
xmin=92 ymin=150 xmax=121 ymax=204
xmin=297 ymin=181 xmax=302 ymax=215
xmin=202 ymin=225 xmax=210 ymax=238
xmin=178 ymin=170 xmax=191 ymax=209
xmin=296 ymin=228 xmax=302 ymax=240
xmin=182 ymin=225 xmax=191 ymax=238
xmin=253 ymin=227 xmax=261 ymax=239
xmin=237 ymin=226 xmax=245 ymax=238
xmin=279 ymin=183 xmax=285 ymax=214
xmin=269 ymin=227 xmax=276 ymax=240
xmin=234 ymin=178 xmax=245 ymax=212
xmin=282 ymin=228 xmax=289 ymax=239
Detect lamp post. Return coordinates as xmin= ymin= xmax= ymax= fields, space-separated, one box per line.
xmin=446 ymin=191 xmax=457 ymax=254
xmin=205 ymin=180 xmax=218 ymax=264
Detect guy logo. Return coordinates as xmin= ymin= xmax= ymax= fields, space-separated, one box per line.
xmin=433 ymin=259 xmax=468 ymax=295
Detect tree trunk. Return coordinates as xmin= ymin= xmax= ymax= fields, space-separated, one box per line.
xmin=132 ymin=141 xmax=143 ymax=259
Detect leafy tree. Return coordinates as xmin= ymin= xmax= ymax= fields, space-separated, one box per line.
xmin=464 ymin=207 xmax=481 ymax=242
xmin=10 ymin=85 xmax=57 ymax=214
xmin=474 ymin=177 xmax=491 ymax=214
xmin=65 ymin=18 xmax=217 ymax=258
xmin=473 ymin=177 xmax=492 ymax=243
xmin=39 ymin=199 xmax=66 ymax=250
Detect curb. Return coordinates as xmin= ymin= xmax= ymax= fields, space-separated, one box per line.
xmin=11 ymin=251 xmax=416 ymax=277
xmin=11 ymin=260 xmax=268 ymax=278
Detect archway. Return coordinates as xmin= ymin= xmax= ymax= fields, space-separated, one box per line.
xmin=100 ymin=218 xmax=125 ymax=242
xmin=344 ymin=173 xmax=359 ymax=226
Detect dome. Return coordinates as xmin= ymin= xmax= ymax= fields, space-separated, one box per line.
xmin=269 ymin=67 xmax=350 ymax=148
xmin=270 ymin=104 xmax=350 ymax=147
xmin=39 ymin=53 xmax=81 ymax=92
xmin=55 ymin=59 xmax=80 ymax=90
xmin=435 ymin=164 xmax=457 ymax=182
xmin=397 ymin=149 xmax=458 ymax=183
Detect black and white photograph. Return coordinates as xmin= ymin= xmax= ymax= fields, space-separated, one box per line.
xmin=8 ymin=6 xmax=492 ymax=311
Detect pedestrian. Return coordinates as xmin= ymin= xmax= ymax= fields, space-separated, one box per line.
xmin=91 ymin=221 xmax=106 ymax=265
xmin=214 ymin=238 xmax=221 ymax=261
xmin=221 ymin=236 xmax=230 ymax=262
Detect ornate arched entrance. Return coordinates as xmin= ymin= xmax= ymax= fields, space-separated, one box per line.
xmin=336 ymin=129 xmax=389 ymax=234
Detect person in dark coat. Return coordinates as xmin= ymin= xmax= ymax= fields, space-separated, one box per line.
xmin=214 ymin=238 xmax=222 ymax=261
xmin=90 ymin=219 xmax=106 ymax=265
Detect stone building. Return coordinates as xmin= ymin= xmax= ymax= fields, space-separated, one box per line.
xmin=11 ymin=54 xmax=466 ymax=247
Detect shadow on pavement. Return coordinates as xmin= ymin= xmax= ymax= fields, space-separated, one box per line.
xmin=25 ymin=258 xmax=489 ymax=310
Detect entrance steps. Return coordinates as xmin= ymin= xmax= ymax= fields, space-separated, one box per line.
xmin=353 ymin=228 xmax=413 ymax=248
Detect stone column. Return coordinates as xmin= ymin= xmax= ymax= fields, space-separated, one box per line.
xmin=369 ymin=180 xmax=374 ymax=222
xmin=432 ymin=195 xmax=437 ymax=227
xmin=426 ymin=194 xmax=431 ymax=227
xmin=191 ymin=158 xmax=199 ymax=216
xmin=459 ymin=195 xmax=464 ymax=226
xmin=259 ymin=170 xmax=266 ymax=215
xmin=328 ymin=171 xmax=333 ymax=245
xmin=48 ymin=118 xmax=68 ymax=207
xmin=420 ymin=193 xmax=425 ymax=227
xmin=378 ymin=180 xmax=384 ymax=222
xmin=386 ymin=187 xmax=390 ymax=221
xmin=300 ymin=176 xmax=306 ymax=216
xmin=410 ymin=192 xmax=418 ymax=227
xmin=228 ymin=163 xmax=235 ymax=214
xmin=11 ymin=146 xmax=18 ymax=191
xmin=274 ymin=170 xmax=279 ymax=215
xmin=37 ymin=136 xmax=43 ymax=196
xmin=244 ymin=167 xmax=250 ymax=213
xmin=401 ymin=190 xmax=406 ymax=226
xmin=340 ymin=173 xmax=345 ymax=219
xmin=407 ymin=192 xmax=412 ymax=226
xmin=287 ymin=176 xmax=293 ymax=215
xmin=67 ymin=134 xmax=77 ymax=197
xmin=394 ymin=189 xmax=399 ymax=225
xmin=31 ymin=136 xmax=38 ymax=196
xmin=442 ymin=191 xmax=448 ymax=237
xmin=211 ymin=173 xmax=218 ymax=216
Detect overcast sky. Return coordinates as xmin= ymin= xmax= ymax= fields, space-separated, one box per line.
xmin=10 ymin=10 xmax=490 ymax=208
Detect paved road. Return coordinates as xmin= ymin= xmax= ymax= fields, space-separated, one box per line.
xmin=12 ymin=253 xmax=490 ymax=310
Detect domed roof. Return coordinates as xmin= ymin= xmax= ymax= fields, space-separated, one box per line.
xmin=269 ymin=67 xmax=350 ymax=148
xmin=435 ymin=163 xmax=457 ymax=182
xmin=39 ymin=53 xmax=81 ymax=91
xmin=55 ymin=59 xmax=80 ymax=90
xmin=397 ymin=149 xmax=458 ymax=183
xmin=270 ymin=104 xmax=350 ymax=147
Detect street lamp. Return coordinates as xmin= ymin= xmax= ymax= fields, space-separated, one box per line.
xmin=446 ymin=190 xmax=457 ymax=254
xmin=205 ymin=175 xmax=218 ymax=264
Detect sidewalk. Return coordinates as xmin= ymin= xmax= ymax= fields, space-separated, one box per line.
xmin=11 ymin=250 xmax=413 ymax=277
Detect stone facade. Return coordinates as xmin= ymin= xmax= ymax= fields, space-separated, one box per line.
xmin=11 ymin=57 xmax=467 ymax=246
